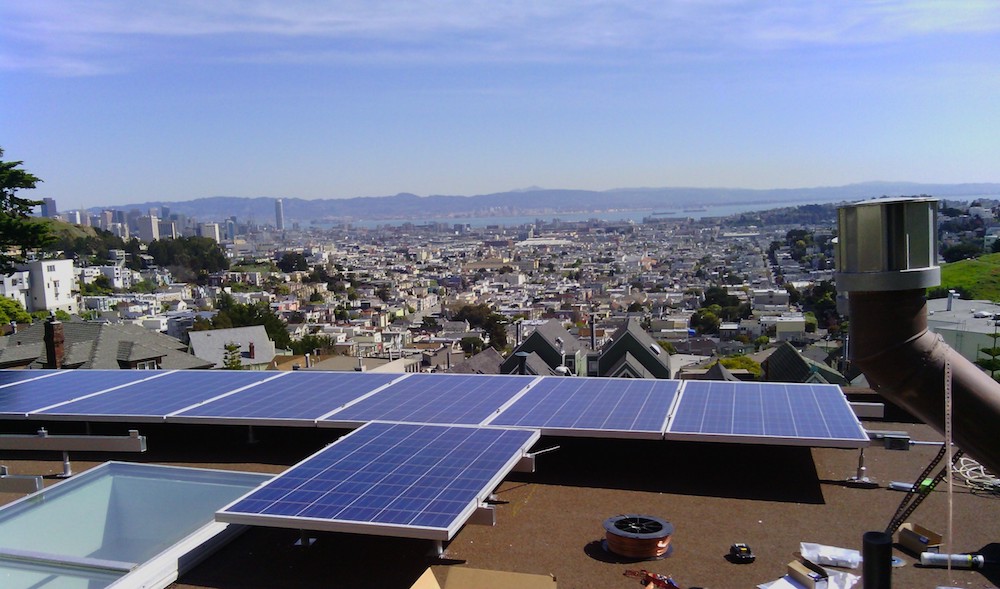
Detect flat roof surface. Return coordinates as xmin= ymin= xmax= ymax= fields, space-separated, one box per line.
xmin=1 ymin=418 xmax=997 ymax=589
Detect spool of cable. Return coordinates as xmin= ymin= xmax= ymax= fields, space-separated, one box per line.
xmin=603 ymin=514 xmax=674 ymax=559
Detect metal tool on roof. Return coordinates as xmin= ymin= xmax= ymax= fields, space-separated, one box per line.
xmin=623 ymin=569 xmax=681 ymax=588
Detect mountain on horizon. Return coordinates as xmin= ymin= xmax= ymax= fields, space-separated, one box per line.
xmin=89 ymin=182 xmax=1000 ymax=224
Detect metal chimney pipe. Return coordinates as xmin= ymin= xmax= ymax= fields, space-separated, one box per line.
xmin=836 ymin=198 xmax=1000 ymax=476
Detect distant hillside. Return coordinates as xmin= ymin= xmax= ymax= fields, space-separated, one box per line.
xmin=939 ymin=253 xmax=1000 ymax=302
xmin=89 ymin=181 xmax=1000 ymax=224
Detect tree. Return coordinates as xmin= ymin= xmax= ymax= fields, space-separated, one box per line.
xmin=718 ymin=355 xmax=762 ymax=379
xmin=289 ymin=334 xmax=336 ymax=355
xmin=460 ymin=336 xmax=485 ymax=355
xmin=1 ymin=148 xmax=53 ymax=275
xmin=222 ymin=342 xmax=244 ymax=370
xmin=211 ymin=293 xmax=291 ymax=349
xmin=690 ymin=305 xmax=721 ymax=334
xmin=941 ymin=241 xmax=982 ymax=263
xmin=0 ymin=297 xmax=31 ymax=325
xmin=277 ymin=252 xmax=309 ymax=273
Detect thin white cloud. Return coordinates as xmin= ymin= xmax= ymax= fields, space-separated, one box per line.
xmin=2 ymin=0 xmax=999 ymax=75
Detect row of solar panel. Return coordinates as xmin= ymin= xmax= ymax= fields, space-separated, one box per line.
xmin=0 ymin=369 xmax=868 ymax=446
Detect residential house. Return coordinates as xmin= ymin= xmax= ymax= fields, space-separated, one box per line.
xmin=0 ymin=318 xmax=213 ymax=369
xmin=187 ymin=325 xmax=277 ymax=370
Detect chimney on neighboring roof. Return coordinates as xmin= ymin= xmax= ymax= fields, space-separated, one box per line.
xmin=589 ymin=314 xmax=597 ymax=350
xmin=248 ymin=341 xmax=255 ymax=359
xmin=43 ymin=316 xmax=64 ymax=369
xmin=947 ymin=289 xmax=958 ymax=312
xmin=515 ymin=351 xmax=530 ymax=375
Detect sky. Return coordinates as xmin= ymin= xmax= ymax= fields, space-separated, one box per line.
xmin=2 ymin=1 xmax=999 ymax=211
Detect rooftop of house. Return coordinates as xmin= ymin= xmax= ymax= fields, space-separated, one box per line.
xmin=0 ymin=415 xmax=995 ymax=589
xmin=0 ymin=321 xmax=213 ymax=370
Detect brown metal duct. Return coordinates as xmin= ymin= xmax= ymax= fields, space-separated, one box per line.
xmin=847 ymin=288 xmax=1000 ymax=476
xmin=836 ymin=197 xmax=1000 ymax=476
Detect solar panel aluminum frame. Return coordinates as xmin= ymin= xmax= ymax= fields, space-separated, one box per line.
xmin=663 ymin=382 xmax=870 ymax=449
xmin=215 ymin=423 xmax=541 ymax=541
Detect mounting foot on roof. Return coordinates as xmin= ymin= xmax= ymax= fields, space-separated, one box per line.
xmin=844 ymin=448 xmax=878 ymax=488
xmin=57 ymin=451 xmax=73 ymax=478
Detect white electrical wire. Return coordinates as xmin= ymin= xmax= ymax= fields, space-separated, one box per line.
xmin=952 ymin=456 xmax=1000 ymax=496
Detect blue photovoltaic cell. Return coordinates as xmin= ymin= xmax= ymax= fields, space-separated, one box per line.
xmin=0 ymin=370 xmax=60 ymax=389
xmin=175 ymin=372 xmax=400 ymax=421
xmin=0 ymin=370 xmax=155 ymax=415
xmin=489 ymin=377 xmax=679 ymax=434
xmin=218 ymin=422 xmax=537 ymax=539
xmin=323 ymin=374 xmax=534 ymax=425
xmin=667 ymin=381 xmax=868 ymax=443
xmin=34 ymin=370 xmax=275 ymax=418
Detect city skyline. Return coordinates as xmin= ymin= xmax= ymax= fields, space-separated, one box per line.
xmin=2 ymin=1 xmax=999 ymax=211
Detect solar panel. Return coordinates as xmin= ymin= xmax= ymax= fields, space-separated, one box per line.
xmin=665 ymin=381 xmax=869 ymax=447
xmin=322 ymin=374 xmax=535 ymax=426
xmin=217 ymin=422 xmax=538 ymax=540
xmin=0 ymin=370 xmax=159 ymax=416
xmin=0 ymin=370 xmax=61 ymax=390
xmin=486 ymin=377 xmax=680 ymax=439
xmin=33 ymin=371 xmax=276 ymax=421
xmin=171 ymin=371 xmax=402 ymax=425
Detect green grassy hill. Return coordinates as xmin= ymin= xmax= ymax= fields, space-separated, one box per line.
xmin=938 ymin=253 xmax=1000 ymax=301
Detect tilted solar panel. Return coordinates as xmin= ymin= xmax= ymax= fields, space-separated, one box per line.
xmin=0 ymin=369 xmax=61 ymax=389
xmin=665 ymin=381 xmax=868 ymax=447
xmin=486 ymin=377 xmax=679 ymax=439
xmin=171 ymin=371 xmax=402 ymax=425
xmin=322 ymin=374 xmax=535 ymax=426
xmin=0 ymin=370 xmax=159 ymax=416
xmin=32 ymin=370 xmax=276 ymax=421
xmin=217 ymin=422 xmax=539 ymax=540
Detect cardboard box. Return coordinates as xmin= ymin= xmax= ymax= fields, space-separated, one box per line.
xmin=411 ymin=566 xmax=557 ymax=589
xmin=898 ymin=522 xmax=943 ymax=554
xmin=787 ymin=559 xmax=828 ymax=589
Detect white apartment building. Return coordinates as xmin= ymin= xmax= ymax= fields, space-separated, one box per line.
xmin=25 ymin=259 xmax=77 ymax=314
xmin=99 ymin=265 xmax=136 ymax=290
xmin=0 ymin=270 xmax=30 ymax=310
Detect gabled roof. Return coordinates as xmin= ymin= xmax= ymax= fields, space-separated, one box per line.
xmin=501 ymin=351 xmax=555 ymax=376
xmin=761 ymin=341 xmax=848 ymax=385
xmin=0 ymin=321 xmax=213 ymax=370
xmin=188 ymin=326 xmax=276 ymax=369
xmin=449 ymin=347 xmax=504 ymax=374
xmin=530 ymin=320 xmax=582 ymax=354
xmin=604 ymin=351 xmax=656 ymax=379
xmin=500 ymin=320 xmax=577 ymax=374
xmin=704 ymin=361 xmax=740 ymax=381
xmin=597 ymin=317 xmax=671 ymax=378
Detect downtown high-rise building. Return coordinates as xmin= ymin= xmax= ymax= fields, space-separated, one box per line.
xmin=275 ymin=198 xmax=285 ymax=231
xmin=40 ymin=198 xmax=58 ymax=218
